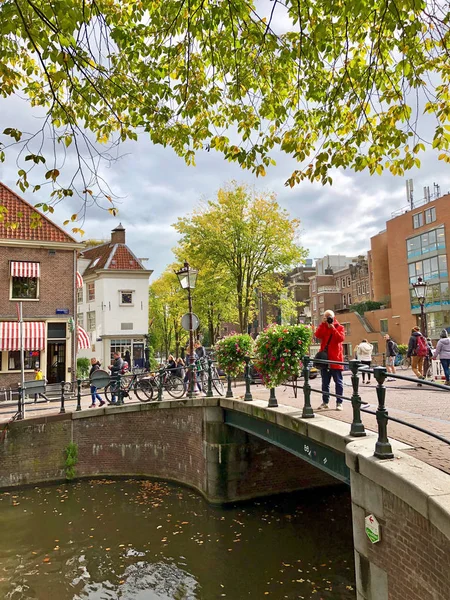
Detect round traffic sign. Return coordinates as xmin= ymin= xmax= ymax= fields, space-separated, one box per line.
xmin=90 ymin=369 xmax=111 ymax=389
xmin=181 ymin=313 xmax=200 ymax=331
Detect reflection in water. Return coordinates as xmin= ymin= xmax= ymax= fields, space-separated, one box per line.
xmin=0 ymin=480 xmax=356 ymax=599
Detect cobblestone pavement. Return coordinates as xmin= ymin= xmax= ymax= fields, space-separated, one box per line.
xmin=1 ymin=369 xmax=449 ymax=474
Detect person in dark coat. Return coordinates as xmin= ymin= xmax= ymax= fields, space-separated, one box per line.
xmin=314 ymin=309 xmax=345 ymax=411
xmin=123 ymin=349 xmax=132 ymax=371
xmin=89 ymin=358 xmax=105 ymax=407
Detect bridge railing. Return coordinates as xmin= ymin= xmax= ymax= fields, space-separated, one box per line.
xmin=250 ymin=355 xmax=450 ymax=460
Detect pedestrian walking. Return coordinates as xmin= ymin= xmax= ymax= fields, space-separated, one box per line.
xmin=407 ymin=326 xmax=429 ymax=386
xmin=33 ymin=366 xmax=50 ymax=402
xmin=315 ymin=309 xmax=345 ymax=411
xmin=432 ymin=330 xmax=450 ymax=385
xmin=423 ymin=338 xmax=434 ymax=379
xmin=89 ymin=357 xmax=105 ymax=407
xmin=383 ymin=334 xmax=398 ymax=381
xmin=109 ymin=351 xmax=125 ymax=404
xmin=355 ymin=339 xmax=373 ymax=383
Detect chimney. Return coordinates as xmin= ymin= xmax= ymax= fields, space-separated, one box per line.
xmin=111 ymin=223 xmax=125 ymax=244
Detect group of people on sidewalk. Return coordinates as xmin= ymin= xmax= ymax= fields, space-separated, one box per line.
xmin=314 ymin=308 xmax=450 ymax=410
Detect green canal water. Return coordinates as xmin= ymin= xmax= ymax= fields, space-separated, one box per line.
xmin=0 ymin=480 xmax=356 ymax=600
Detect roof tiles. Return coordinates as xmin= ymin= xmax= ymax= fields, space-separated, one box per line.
xmin=81 ymin=243 xmax=146 ymax=276
xmin=0 ymin=182 xmax=76 ymax=243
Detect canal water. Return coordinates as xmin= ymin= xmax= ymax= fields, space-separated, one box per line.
xmin=0 ymin=480 xmax=356 ymax=599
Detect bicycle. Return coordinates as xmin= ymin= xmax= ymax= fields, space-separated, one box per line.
xmin=196 ymin=357 xmax=225 ymax=396
xmin=104 ymin=372 xmax=154 ymax=403
xmin=148 ymin=366 xmax=186 ymax=399
xmin=397 ymin=356 xmax=411 ymax=370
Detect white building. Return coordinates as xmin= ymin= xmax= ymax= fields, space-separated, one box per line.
xmin=77 ymin=224 xmax=153 ymax=368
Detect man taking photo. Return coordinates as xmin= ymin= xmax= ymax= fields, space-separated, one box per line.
xmin=315 ymin=309 xmax=345 ymax=411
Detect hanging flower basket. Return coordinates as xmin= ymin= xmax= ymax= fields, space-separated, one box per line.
xmin=253 ymin=324 xmax=313 ymax=388
xmin=215 ymin=333 xmax=254 ymax=378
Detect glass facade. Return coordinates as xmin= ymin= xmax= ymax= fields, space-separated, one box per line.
xmin=410 ymin=282 xmax=450 ymax=309
xmin=408 ymin=255 xmax=448 ymax=283
xmin=427 ymin=311 xmax=450 ymax=338
xmin=407 ymin=225 xmax=445 ymax=259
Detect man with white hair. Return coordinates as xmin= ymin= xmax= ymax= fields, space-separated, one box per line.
xmin=314 ymin=309 xmax=346 ymax=411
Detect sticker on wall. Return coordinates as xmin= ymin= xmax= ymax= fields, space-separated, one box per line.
xmin=365 ymin=514 xmax=381 ymax=544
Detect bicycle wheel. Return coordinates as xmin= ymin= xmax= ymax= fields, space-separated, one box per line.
xmin=134 ymin=379 xmax=154 ymax=402
xmin=104 ymin=380 xmax=123 ymax=404
xmin=165 ymin=376 xmax=186 ymax=399
xmin=212 ymin=366 xmax=225 ymax=396
xmin=400 ymin=357 xmax=410 ymax=370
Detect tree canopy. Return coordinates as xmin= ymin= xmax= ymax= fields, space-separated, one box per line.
xmin=1 ymin=0 xmax=449 ymax=221
xmin=174 ymin=182 xmax=305 ymax=332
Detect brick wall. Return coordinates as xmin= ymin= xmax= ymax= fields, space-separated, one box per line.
xmin=365 ymin=489 xmax=450 ymax=600
xmin=0 ymin=246 xmax=75 ymax=318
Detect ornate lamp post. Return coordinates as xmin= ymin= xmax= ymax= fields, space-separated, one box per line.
xmin=175 ymin=261 xmax=198 ymax=398
xmin=412 ymin=276 xmax=428 ymax=336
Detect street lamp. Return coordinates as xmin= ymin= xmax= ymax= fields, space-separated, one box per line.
xmin=412 ymin=276 xmax=428 ymax=336
xmin=175 ymin=261 xmax=198 ymax=397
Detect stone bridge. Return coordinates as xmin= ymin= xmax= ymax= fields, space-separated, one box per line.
xmin=0 ymin=397 xmax=449 ymax=600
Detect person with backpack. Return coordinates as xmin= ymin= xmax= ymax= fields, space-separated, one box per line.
xmin=89 ymin=357 xmax=105 ymax=408
xmin=432 ymin=330 xmax=450 ymax=385
xmin=109 ymin=351 xmax=125 ymax=404
xmin=383 ymin=334 xmax=398 ymax=381
xmin=407 ymin=326 xmax=428 ymax=385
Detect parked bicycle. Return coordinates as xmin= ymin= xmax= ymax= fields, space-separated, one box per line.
xmin=148 ymin=366 xmax=186 ymax=399
xmin=104 ymin=372 xmax=153 ymax=403
xmin=196 ymin=357 xmax=225 ymax=396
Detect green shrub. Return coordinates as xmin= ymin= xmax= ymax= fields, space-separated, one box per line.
xmin=397 ymin=344 xmax=408 ymax=356
xmin=349 ymin=301 xmax=383 ymax=315
xmin=77 ymin=357 xmax=90 ymax=379
xmin=64 ymin=442 xmax=78 ymax=480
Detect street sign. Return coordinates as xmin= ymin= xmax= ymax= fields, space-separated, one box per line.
xmin=365 ymin=514 xmax=381 ymax=544
xmin=181 ymin=313 xmax=200 ymax=331
xmin=56 ymin=308 xmax=70 ymax=315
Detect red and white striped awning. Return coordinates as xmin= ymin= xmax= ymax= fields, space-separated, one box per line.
xmin=76 ymin=271 xmax=83 ymax=289
xmin=10 ymin=261 xmax=40 ymax=278
xmin=0 ymin=322 xmax=46 ymax=351
xmin=77 ymin=325 xmax=90 ymax=351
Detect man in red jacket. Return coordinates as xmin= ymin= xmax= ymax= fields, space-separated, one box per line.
xmin=314 ymin=309 xmax=346 ymax=411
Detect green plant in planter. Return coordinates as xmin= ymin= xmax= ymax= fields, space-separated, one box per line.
xmin=397 ymin=344 xmax=407 ymax=356
xmin=77 ymin=357 xmax=90 ymax=379
xmin=64 ymin=442 xmax=78 ymax=480
xmin=215 ymin=333 xmax=254 ymax=378
xmin=254 ymin=324 xmax=313 ymax=388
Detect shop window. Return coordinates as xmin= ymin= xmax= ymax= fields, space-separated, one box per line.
xmin=110 ymin=339 xmax=132 ymax=361
xmin=425 ymin=207 xmax=436 ymax=224
xmin=8 ymin=351 xmax=40 ymax=371
xmin=11 ymin=277 xmax=38 ymax=300
xmin=87 ymin=282 xmax=95 ymax=302
xmin=413 ymin=212 xmax=423 ymax=229
xmin=87 ymin=311 xmax=96 ymax=331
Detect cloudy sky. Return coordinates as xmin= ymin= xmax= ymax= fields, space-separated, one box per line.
xmin=1 ymin=94 xmax=449 ymax=280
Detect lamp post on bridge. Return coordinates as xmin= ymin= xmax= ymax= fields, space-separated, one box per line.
xmin=175 ymin=261 xmax=198 ymax=398
xmin=412 ymin=276 xmax=428 ymax=336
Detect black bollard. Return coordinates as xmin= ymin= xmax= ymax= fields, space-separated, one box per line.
xmin=17 ymin=385 xmax=24 ymax=420
xmin=226 ymin=375 xmax=233 ymax=398
xmin=157 ymin=368 xmax=164 ymax=402
xmin=268 ymin=387 xmax=278 ymax=408
xmin=187 ymin=364 xmax=196 ymax=398
xmin=60 ymin=381 xmax=66 ymax=414
xmin=301 ymin=356 xmax=315 ymax=418
xmin=76 ymin=379 xmax=82 ymax=411
xmin=373 ymin=367 xmax=394 ymax=459
xmin=206 ymin=359 xmax=214 ymax=398
xmin=349 ymin=360 xmax=366 ymax=437
xmin=117 ymin=373 xmax=124 ymax=405
xmin=244 ymin=356 xmax=253 ymax=401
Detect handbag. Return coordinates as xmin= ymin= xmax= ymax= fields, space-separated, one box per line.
xmin=314 ymin=334 xmax=333 ymax=369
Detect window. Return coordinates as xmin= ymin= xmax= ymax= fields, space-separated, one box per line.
xmin=8 ymin=351 xmax=40 ymax=371
xmin=380 ymin=319 xmax=388 ymax=334
xmin=342 ymin=322 xmax=351 ymax=335
xmin=77 ymin=287 xmax=83 ymax=304
xmin=120 ymin=291 xmax=133 ymax=305
xmin=347 ymin=294 xmax=352 ymax=305
xmin=342 ymin=295 xmax=347 ymax=307
xmin=347 ymin=277 xmax=351 ymax=287
xmin=11 ymin=277 xmax=38 ymax=300
xmin=87 ymin=282 xmax=95 ymax=301
xmin=121 ymin=322 xmax=133 ymax=330
xmin=77 ymin=313 xmax=84 ymax=328
xmin=408 ymin=255 xmax=447 ymax=283
xmin=319 ymin=295 xmax=324 ymax=304
xmin=311 ymin=280 xmax=316 ymax=292
xmin=87 ymin=310 xmax=96 ymax=331
xmin=371 ymin=342 xmax=379 ymax=355
xmin=341 ymin=278 xmax=346 ymax=289
xmin=357 ymin=285 xmax=361 ymax=295
xmin=411 ymin=282 xmax=450 ymax=309
xmin=425 ymin=207 xmax=436 ymax=224
xmin=407 ymin=225 xmax=445 ymax=258
xmin=413 ymin=212 xmax=424 ymax=229
xmin=313 ymin=297 xmax=317 ymax=311
xmin=110 ymin=339 xmax=132 ymax=361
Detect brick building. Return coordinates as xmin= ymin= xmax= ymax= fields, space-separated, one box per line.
xmin=0 ymin=183 xmax=83 ymax=388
